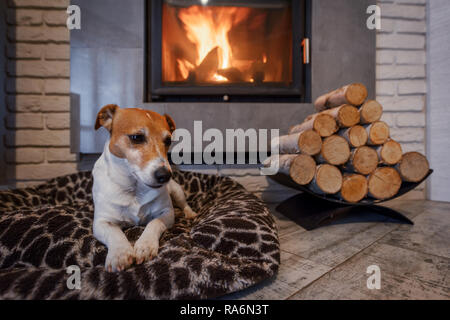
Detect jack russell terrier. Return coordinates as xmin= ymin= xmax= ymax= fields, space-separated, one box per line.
xmin=92 ymin=104 xmax=197 ymax=272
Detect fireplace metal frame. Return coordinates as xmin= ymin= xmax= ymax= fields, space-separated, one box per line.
xmin=145 ymin=0 xmax=311 ymax=102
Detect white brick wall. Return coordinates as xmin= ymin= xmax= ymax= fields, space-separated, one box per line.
xmin=377 ymin=0 xmax=427 ymax=198
xmin=4 ymin=0 xmax=77 ymax=186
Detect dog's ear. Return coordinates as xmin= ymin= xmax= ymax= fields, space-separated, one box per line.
xmin=95 ymin=104 xmax=119 ymax=131
xmin=164 ymin=114 xmax=176 ymax=133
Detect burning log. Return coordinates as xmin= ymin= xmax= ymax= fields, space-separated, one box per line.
xmin=342 ymin=146 xmax=379 ymax=175
xmin=267 ymin=154 xmax=316 ymax=185
xmin=377 ymin=140 xmax=403 ymax=165
xmin=368 ymin=167 xmax=402 ymax=200
xmin=365 ymin=121 xmax=390 ymax=145
xmin=289 ymin=113 xmax=338 ymax=137
xmin=314 ymin=83 xmax=368 ymax=112
xmin=396 ymin=152 xmax=430 ymax=182
xmin=275 ymin=130 xmax=322 ymax=156
xmin=316 ymin=135 xmax=351 ymax=166
xmin=195 ymin=47 xmax=219 ymax=82
xmin=339 ymin=174 xmax=369 ymax=203
xmin=309 ymin=164 xmax=343 ymax=195
xmin=217 ymin=67 xmax=245 ymax=82
xmin=338 ymin=125 xmax=368 ymax=148
xmin=360 ymin=100 xmax=383 ymax=124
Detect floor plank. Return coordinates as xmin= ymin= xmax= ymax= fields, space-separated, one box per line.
xmin=289 ymin=243 xmax=450 ymax=300
xmin=379 ymin=204 xmax=450 ymax=259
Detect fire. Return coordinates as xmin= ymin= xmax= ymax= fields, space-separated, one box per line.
xmin=177 ymin=5 xmax=251 ymax=82
xmin=161 ymin=3 xmax=293 ymax=84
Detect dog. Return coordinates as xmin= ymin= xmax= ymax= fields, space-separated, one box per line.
xmin=92 ymin=104 xmax=197 ymax=272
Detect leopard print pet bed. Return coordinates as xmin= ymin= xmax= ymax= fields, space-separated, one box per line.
xmin=0 ymin=169 xmax=279 ymax=299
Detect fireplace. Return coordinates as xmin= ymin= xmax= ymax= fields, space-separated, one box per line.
xmin=147 ymin=0 xmax=310 ymax=102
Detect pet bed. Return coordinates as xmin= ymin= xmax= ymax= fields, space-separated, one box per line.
xmin=0 ymin=169 xmax=279 ymax=299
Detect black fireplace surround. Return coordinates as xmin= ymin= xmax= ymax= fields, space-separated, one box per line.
xmin=146 ymin=0 xmax=311 ymax=102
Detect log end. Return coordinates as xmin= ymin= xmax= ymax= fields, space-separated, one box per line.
xmin=345 ymin=83 xmax=368 ymax=106
xmin=313 ymin=114 xmax=338 ymax=137
xmin=397 ymin=152 xmax=430 ymax=182
xmin=298 ymin=130 xmax=322 ymax=156
xmin=368 ymin=121 xmax=390 ymax=145
xmin=353 ymin=146 xmax=379 ymax=175
xmin=380 ymin=140 xmax=403 ymax=165
xmin=368 ymin=167 xmax=402 ymax=200
xmin=315 ymin=164 xmax=343 ymax=194
xmin=360 ymin=100 xmax=383 ymax=124
xmin=349 ymin=125 xmax=368 ymax=147
xmin=341 ymin=174 xmax=368 ymax=203
xmin=321 ymin=135 xmax=351 ymax=165
xmin=338 ymin=105 xmax=360 ymax=127
xmin=289 ymin=154 xmax=317 ymax=185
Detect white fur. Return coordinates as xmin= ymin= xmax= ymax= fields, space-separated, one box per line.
xmin=93 ymin=141 xmax=196 ymax=272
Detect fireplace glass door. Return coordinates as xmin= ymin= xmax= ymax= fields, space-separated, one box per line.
xmin=148 ymin=0 xmax=308 ymax=101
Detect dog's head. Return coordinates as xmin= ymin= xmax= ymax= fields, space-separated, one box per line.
xmin=95 ymin=104 xmax=176 ymax=188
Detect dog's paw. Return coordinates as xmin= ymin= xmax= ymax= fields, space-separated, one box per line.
xmin=183 ymin=206 xmax=197 ymax=219
xmin=105 ymin=243 xmax=134 ymax=272
xmin=134 ymin=236 xmax=159 ymax=264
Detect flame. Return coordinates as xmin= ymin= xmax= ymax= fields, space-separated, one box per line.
xmin=178 ymin=6 xmax=250 ymax=69
xmin=161 ymin=3 xmax=292 ymax=84
xmin=177 ymin=6 xmax=251 ymax=81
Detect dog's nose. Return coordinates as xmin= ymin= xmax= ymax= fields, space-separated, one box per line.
xmin=154 ymin=167 xmax=172 ymax=184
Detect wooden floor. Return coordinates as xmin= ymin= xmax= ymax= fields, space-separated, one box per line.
xmin=223 ymin=199 xmax=450 ymax=300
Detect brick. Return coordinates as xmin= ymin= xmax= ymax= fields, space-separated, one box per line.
xmin=379 ymin=18 xmax=395 ymax=33
xmin=390 ymin=127 xmax=424 ymax=142
xmin=380 ymin=112 xmax=396 ymax=127
xmin=9 ymin=26 xmax=69 ymax=42
xmin=377 ymin=65 xmax=425 ymax=80
xmin=378 ymin=96 xmax=425 ymax=111
xmin=46 ymin=113 xmax=70 ymax=129
xmin=396 ymin=0 xmax=426 ymax=5
xmin=7 ymin=9 xmax=42 ymax=25
xmin=376 ymin=80 xmax=397 ymax=96
xmin=8 ymin=163 xmax=77 ymax=181
xmin=376 ymin=50 xmax=395 ymax=65
xmin=380 ymin=3 xmax=426 ymax=20
xmin=377 ymin=34 xmax=425 ymax=49
xmin=44 ymin=44 xmax=70 ymax=60
xmin=6 ymin=130 xmax=71 ymax=147
xmin=7 ymin=43 xmax=42 ymax=59
xmin=6 ymin=78 xmax=44 ymax=94
xmin=46 ymin=148 xmax=77 ymax=162
xmin=7 ymin=95 xmax=70 ymax=112
xmin=398 ymin=80 xmax=427 ymax=95
xmin=8 ymin=0 xmax=69 ymax=8
xmin=396 ymin=112 xmax=425 ymax=127
xmin=8 ymin=60 xmax=70 ymax=77
xmin=396 ymin=20 xmax=426 ymax=34
xmin=400 ymin=142 xmax=426 ymax=154
xmin=45 ymin=79 xmax=70 ymax=94
xmin=44 ymin=10 xmax=67 ymax=26
xmin=6 ymin=113 xmax=44 ymax=129
xmin=396 ymin=51 xmax=426 ymax=65
xmin=5 ymin=148 xmax=45 ymax=164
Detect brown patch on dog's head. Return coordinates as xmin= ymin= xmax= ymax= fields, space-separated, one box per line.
xmin=95 ymin=105 xmax=175 ymax=186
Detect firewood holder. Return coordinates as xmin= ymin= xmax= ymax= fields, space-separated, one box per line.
xmin=268 ymin=169 xmax=433 ymax=230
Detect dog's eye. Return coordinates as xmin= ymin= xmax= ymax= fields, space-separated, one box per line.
xmin=164 ymin=136 xmax=172 ymax=147
xmin=129 ymin=134 xmax=146 ymax=144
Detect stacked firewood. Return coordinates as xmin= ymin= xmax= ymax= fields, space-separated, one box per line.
xmin=267 ymin=83 xmax=430 ymax=203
